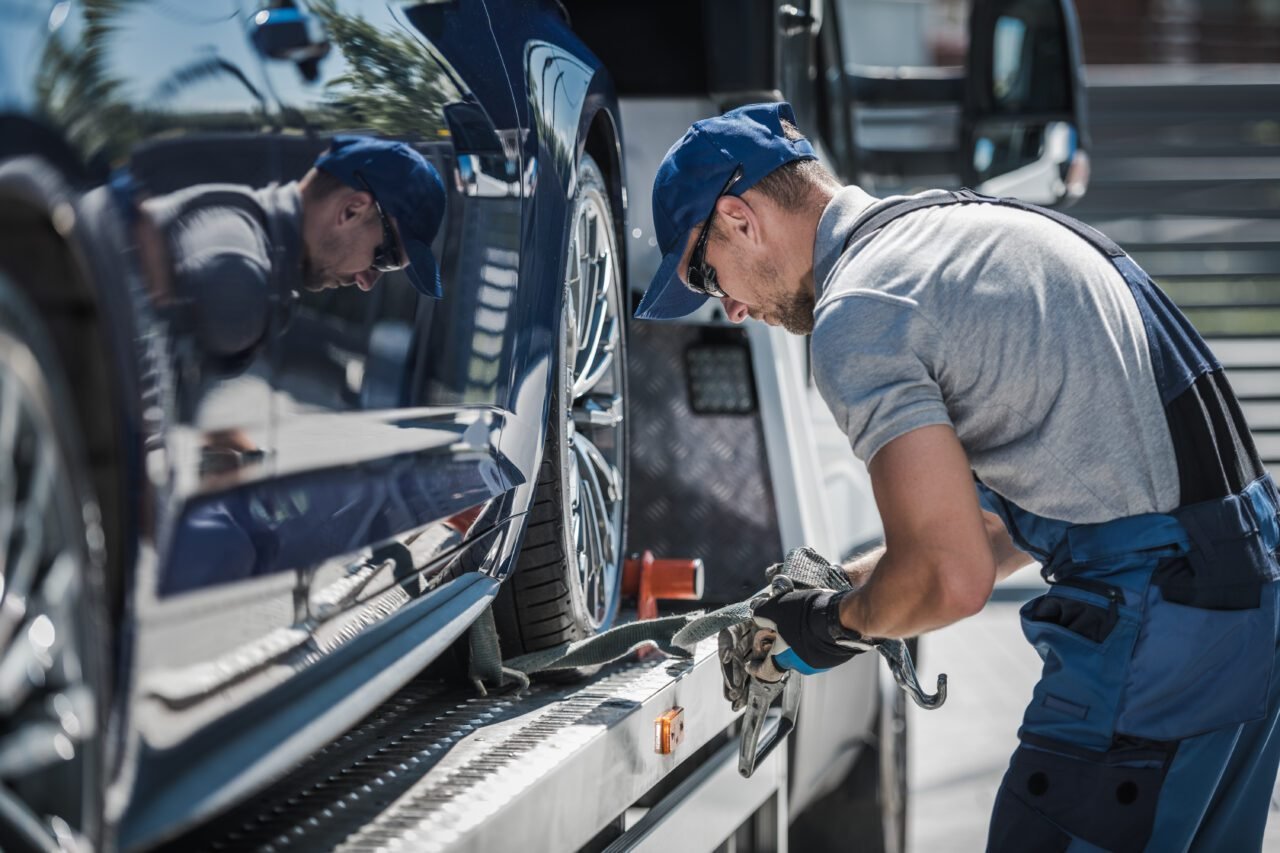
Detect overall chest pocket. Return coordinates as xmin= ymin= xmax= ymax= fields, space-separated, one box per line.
xmin=1020 ymin=583 xmax=1142 ymax=750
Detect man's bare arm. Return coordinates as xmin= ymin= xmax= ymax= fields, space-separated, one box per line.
xmin=842 ymin=513 xmax=1032 ymax=608
xmin=836 ymin=424 xmax=997 ymax=639
xmin=983 ymin=510 xmax=1038 ymax=581
xmin=842 ymin=547 xmax=883 ymax=592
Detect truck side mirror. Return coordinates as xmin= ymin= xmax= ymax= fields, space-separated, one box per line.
xmin=963 ymin=0 xmax=1090 ymax=205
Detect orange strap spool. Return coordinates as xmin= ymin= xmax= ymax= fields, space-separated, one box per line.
xmin=622 ymin=551 xmax=704 ymax=621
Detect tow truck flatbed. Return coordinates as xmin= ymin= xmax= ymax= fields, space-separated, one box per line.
xmin=168 ymin=638 xmax=787 ymax=852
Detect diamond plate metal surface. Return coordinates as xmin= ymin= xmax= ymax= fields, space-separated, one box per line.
xmin=626 ymin=323 xmax=784 ymax=604
xmin=166 ymin=649 xmax=709 ymax=852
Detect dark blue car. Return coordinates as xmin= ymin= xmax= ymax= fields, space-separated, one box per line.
xmin=0 ymin=1 xmax=628 ymax=847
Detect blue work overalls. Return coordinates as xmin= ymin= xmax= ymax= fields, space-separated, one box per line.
xmin=847 ymin=190 xmax=1280 ymax=852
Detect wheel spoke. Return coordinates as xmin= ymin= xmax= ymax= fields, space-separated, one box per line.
xmin=577 ymin=252 xmax=608 ymax=348
xmin=0 ymin=373 xmax=18 ymax=581
xmin=38 ymin=555 xmax=84 ymax=690
xmin=573 ymin=434 xmax=616 ymax=563
xmin=575 ymin=482 xmax=594 ymax=607
xmin=7 ymin=438 xmax=54 ymax=623
xmin=585 ymin=209 xmax=599 ymax=259
xmin=49 ymin=686 xmax=93 ymax=745
xmin=563 ymin=284 xmax=581 ymax=371
xmin=574 ymin=474 xmax=596 ymax=599
xmin=574 ymin=460 xmax=607 ymax=622
xmin=574 ymin=217 xmax=591 ymax=345
xmin=572 ymin=259 xmax=610 ymax=392
xmin=573 ymin=433 xmax=622 ymax=504
xmin=0 ymin=547 xmax=70 ymax=678
xmin=572 ymin=317 xmax=617 ymax=401
xmin=0 ymin=783 xmax=60 ymax=853
xmin=0 ymin=720 xmax=78 ymax=780
xmin=0 ymin=607 xmax=58 ymax=718
xmin=572 ymin=394 xmax=623 ymax=430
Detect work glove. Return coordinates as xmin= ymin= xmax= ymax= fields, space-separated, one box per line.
xmin=752 ymin=588 xmax=875 ymax=672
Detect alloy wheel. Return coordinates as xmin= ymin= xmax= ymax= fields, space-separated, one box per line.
xmin=561 ymin=183 xmax=626 ymax=630
xmin=0 ymin=328 xmax=100 ymax=853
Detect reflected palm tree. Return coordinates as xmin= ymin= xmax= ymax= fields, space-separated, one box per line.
xmin=308 ymin=0 xmax=453 ymax=138
xmin=33 ymin=0 xmax=271 ymax=165
xmin=33 ymin=0 xmax=144 ymax=163
xmin=32 ymin=0 xmax=457 ymax=165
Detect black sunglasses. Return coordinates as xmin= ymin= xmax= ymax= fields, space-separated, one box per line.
xmin=685 ymin=164 xmax=744 ymax=299
xmin=354 ymin=171 xmax=406 ymax=273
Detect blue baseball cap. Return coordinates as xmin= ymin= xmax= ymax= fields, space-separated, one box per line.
xmin=635 ymin=102 xmax=817 ymax=320
xmin=314 ymin=135 xmax=447 ymax=298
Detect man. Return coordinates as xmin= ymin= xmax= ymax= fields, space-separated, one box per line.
xmin=636 ymin=102 xmax=1280 ymax=851
xmin=130 ymin=135 xmax=447 ymax=366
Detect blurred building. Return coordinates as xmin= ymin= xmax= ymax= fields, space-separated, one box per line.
xmin=1076 ymin=0 xmax=1280 ymax=64
xmin=841 ymin=0 xmax=1280 ymax=65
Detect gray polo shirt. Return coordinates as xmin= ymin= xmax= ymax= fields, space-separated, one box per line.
xmin=809 ymin=186 xmax=1180 ymax=524
xmin=144 ymin=182 xmax=304 ymax=359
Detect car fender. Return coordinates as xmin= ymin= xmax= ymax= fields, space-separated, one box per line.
xmin=498 ymin=32 xmax=625 ymax=533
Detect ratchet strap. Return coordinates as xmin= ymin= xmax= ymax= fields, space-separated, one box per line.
xmin=466 ymin=547 xmax=850 ymax=692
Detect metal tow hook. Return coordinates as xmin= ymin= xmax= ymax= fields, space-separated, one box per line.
xmin=723 ymin=576 xmax=947 ymax=778
xmin=720 ymin=577 xmax=802 ymax=778
xmin=869 ymin=637 xmax=947 ymax=710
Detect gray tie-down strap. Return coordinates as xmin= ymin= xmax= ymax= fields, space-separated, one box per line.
xmin=467 ymin=547 xmax=858 ymax=692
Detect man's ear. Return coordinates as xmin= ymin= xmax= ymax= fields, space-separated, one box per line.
xmin=716 ymin=195 xmax=761 ymax=245
xmin=339 ymin=191 xmax=374 ymax=226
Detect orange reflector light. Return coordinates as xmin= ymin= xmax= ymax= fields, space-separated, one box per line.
xmin=654 ymin=707 xmax=686 ymax=755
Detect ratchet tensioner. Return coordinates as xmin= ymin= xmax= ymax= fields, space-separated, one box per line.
xmin=720 ymin=574 xmax=948 ymax=777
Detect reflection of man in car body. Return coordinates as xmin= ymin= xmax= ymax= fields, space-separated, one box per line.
xmin=131 ymin=135 xmax=447 ymax=371
xmin=123 ymin=137 xmax=449 ymax=594
xmin=638 ymin=103 xmax=1280 ymax=851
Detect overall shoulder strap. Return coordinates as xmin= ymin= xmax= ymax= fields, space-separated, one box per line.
xmin=844 ymin=191 xmax=968 ymax=250
xmin=845 ymin=188 xmax=1127 ymax=262
xmin=967 ymin=189 xmax=1127 ymax=259
xmin=147 ymin=184 xmax=272 ymax=239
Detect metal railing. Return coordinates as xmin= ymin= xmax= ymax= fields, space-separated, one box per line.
xmin=1077 ymin=65 xmax=1280 ymax=479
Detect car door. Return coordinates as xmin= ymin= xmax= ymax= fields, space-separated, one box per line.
xmin=254 ymin=1 xmax=526 ymax=659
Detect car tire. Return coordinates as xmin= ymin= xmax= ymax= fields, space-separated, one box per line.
xmin=0 ymin=269 xmax=109 ymax=852
xmin=495 ymin=153 xmax=628 ymax=658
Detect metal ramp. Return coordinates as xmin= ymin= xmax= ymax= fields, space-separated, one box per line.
xmin=163 ymin=640 xmax=787 ymax=853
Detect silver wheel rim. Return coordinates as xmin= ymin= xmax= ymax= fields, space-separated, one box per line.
xmin=562 ymin=184 xmax=626 ymax=631
xmin=0 ymin=331 xmax=97 ymax=853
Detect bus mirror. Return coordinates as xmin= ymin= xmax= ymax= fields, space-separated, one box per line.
xmin=964 ymin=0 xmax=1089 ymax=205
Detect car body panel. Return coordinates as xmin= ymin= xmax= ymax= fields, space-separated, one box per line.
xmin=0 ymin=0 xmax=626 ymax=846
xmin=121 ymin=567 xmax=507 ymax=849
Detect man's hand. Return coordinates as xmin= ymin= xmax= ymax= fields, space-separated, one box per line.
xmin=752 ymin=588 xmax=872 ymax=671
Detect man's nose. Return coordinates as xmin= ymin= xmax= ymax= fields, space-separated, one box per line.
xmin=720 ymin=295 xmax=750 ymax=324
xmin=355 ymin=269 xmax=382 ymax=292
